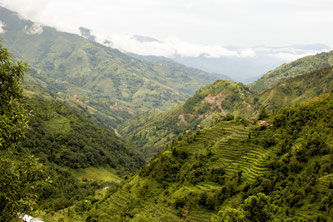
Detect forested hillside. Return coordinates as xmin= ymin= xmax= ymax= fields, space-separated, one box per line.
xmin=18 ymin=97 xmax=145 ymax=215
xmin=1 ymin=5 xmax=333 ymax=222
xmin=119 ymin=80 xmax=254 ymax=159
xmin=249 ymin=50 xmax=333 ymax=91
xmin=84 ymin=94 xmax=333 ymax=221
xmin=119 ymin=66 xmax=333 ymax=160
xmin=22 ymin=97 xmax=144 ymax=171
xmin=253 ymin=66 xmax=333 ymax=110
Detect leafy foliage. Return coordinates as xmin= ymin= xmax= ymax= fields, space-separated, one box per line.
xmin=0 ymin=42 xmax=45 ymax=221
xmin=11 ymin=97 xmax=145 ymax=215
xmin=0 ymin=151 xmax=45 ymax=221
xmin=0 ymin=43 xmax=27 ymax=149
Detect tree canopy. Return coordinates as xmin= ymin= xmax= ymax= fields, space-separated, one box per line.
xmin=0 ymin=43 xmax=44 ymax=221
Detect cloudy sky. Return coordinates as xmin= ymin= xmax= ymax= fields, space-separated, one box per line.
xmin=1 ymin=0 xmax=332 ymax=59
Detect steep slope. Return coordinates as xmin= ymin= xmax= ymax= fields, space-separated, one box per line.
xmin=253 ymin=66 xmax=333 ymax=110
xmin=249 ymin=50 xmax=333 ymax=91
xmin=127 ymin=53 xmax=231 ymax=81
xmin=119 ymin=80 xmax=254 ymax=159
xmin=84 ymin=94 xmax=333 ymax=221
xmin=121 ymin=65 xmax=333 ymax=160
xmin=22 ymin=97 xmax=144 ymax=172
xmin=0 ymin=6 xmax=218 ymax=129
xmin=19 ymin=97 xmax=145 ymax=213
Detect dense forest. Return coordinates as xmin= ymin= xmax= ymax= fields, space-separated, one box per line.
xmin=22 ymin=98 xmax=144 ymax=171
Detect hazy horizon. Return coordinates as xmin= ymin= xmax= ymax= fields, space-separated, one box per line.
xmin=0 ymin=0 xmax=332 ymax=61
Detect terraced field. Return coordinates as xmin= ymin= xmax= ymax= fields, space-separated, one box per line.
xmin=196 ymin=122 xmax=274 ymax=182
xmin=100 ymin=120 xmax=277 ymax=221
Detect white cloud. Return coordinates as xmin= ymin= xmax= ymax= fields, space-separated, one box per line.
xmin=1 ymin=0 xmax=333 ymax=48
xmin=268 ymin=52 xmax=320 ymax=61
xmin=0 ymin=20 xmax=5 ymax=33
xmin=24 ymin=23 xmax=43 ymax=35
xmin=239 ymin=48 xmax=256 ymax=58
xmin=254 ymin=45 xmax=330 ymax=62
xmin=86 ymin=30 xmax=329 ymax=60
xmin=96 ymin=33 xmax=256 ymax=58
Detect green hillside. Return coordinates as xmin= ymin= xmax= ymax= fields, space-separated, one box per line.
xmin=19 ymin=97 xmax=145 ymax=212
xmin=0 ymin=6 xmax=218 ymax=129
xmin=120 ymin=66 xmax=333 ymax=160
xmin=22 ymin=97 xmax=144 ymax=171
xmin=2 ymin=6 xmax=333 ymax=222
xmin=253 ymin=66 xmax=333 ymax=110
xmin=249 ymin=50 xmax=333 ymax=92
xmin=82 ymin=94 xmax=333 ymax=221
xmin=119 ymin=80 xmax=255 ymax=160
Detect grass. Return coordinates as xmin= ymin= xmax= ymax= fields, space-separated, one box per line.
xmin=44 ymin=116 xmax=71 ymax=134
xmin=71 ymin=167 xmax=122 ymax=183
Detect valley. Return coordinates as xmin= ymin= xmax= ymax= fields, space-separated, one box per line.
xmin=0 ymin=4 xmax=333 ymax=222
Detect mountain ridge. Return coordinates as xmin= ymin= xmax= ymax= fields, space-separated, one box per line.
xmin=120 ymin=65 xmax=333 ymax=160
xmin=249 ymin=50 xmax=333 ymax=91
xmin=0 ymin=6 xmax=219 ymax=130
xmin=84 ymin=94 xmax=333 ymax=221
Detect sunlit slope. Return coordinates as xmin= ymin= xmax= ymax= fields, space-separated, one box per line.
xmin=253 ymin=66 xmax=333 ymax=110
xmin=249 ymin=50 xmax=333 ymax=91
xmin=120 ymin=66 xmax=333 ymax=160
xmin=119 ymin=80 xmax=254 ymax=159
xmin=86 ymin=94 xmax=333 ymax=221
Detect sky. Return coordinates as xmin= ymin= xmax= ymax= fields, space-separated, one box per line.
xmin=0 ymin=0 xmax=332 ymax=59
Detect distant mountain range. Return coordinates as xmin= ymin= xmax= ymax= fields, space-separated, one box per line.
xmin=0 ymin=6 xmax=222 ymax=130
xmin=90 ymin=45 xmax=333 ymax=221
xmin=171 ymin=43 xmax=330 ymax=83
xmin=1 ymin=5 xmax=333 ymax=222
xmin=91 ymin=32 xmax=330 ymax=83
xmin=120 ymin=52 xmax=333 ymax=160
xmin=249 ymin=50 xmax=333 ymax=91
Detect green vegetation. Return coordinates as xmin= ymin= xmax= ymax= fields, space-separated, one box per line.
xmin=16 ymin=98 xmax=145 ymax=215
xmin=2 ymin=6 xmax=333 ymax=222
xmin=80 ymin=94 xmax=333 ymax=221
xmin=252 ymin=66 xmax=333 ymax=110
xmin=249 ymin=50 xmax=333 ymax=91
xmin=72 ymin=167 xmax=122 ymax=183
xmin=22 ymin=97 xmax=144 ymax=171
xmin=0 ymin=6 xmax=218 ymax=130
xmin=0 ymin=42 xmax=45 ymax=221
xmin=120 ymin=80 xmax=255 ymax=160
xmin=120 ymin=66 xmax=333 ymax=160
xmin=0 ymin=42 xmax=144 ymax=220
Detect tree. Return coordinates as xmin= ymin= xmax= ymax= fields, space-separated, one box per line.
xmin=0 ymin=152 xmax=44 ymax=221
xmin=211 ymin=207 xmax=247 ymax=222
xmin=258 ymin=106 xmax=268 ymax=120
xmin=0 ymin=43 xmax=44 ymax=221
xmin=0 ymin=42 xmax=28 ymax=149
xmin=211 ymin=193 xmax=276 ymax=222
xmin=242 ymin=193 xmax=274 ymax=222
